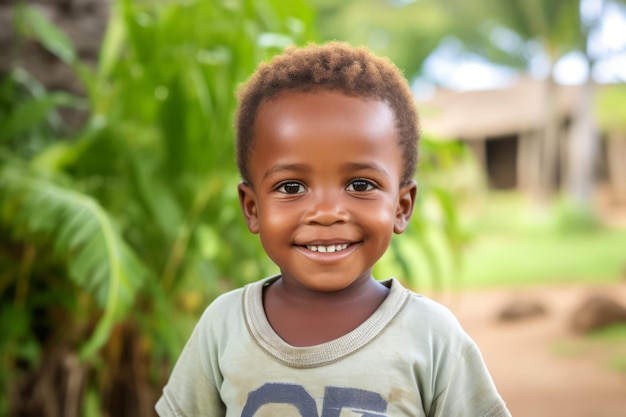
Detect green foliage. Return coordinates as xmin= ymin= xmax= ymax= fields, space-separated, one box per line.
xmin=0 ymin=67 xmax=81 ymax=158
xmin=487 ymin=0 xmax=582 ymax=56
xmin=1 ymin=0 xmax=468 ymax=414
xmin=309 ymin=0 xmax=587 ymax=81
xmin=553 ymin=323 xmax=626 ymax=375
xmin=596 ymin=84 xmax=626 ymax=131
xmin=14 ymin=3 xmax=77 ymax=65
xmin=377 ymin=137 xmax=473 ymax=290
xmin=0 ymin=72 xmax=76 ymax=144
xmin=589 ymin=323 xmax=626 ymax=341
xmin=1 ymin=166 xmax=146 ymax=360
xmin=550 ymin=198 xmax=601 ymax=234
xmin=1 ymin=0 xmax=315 ymax=414
xmin=309 ymin=0 xmax=450 ymax=79
xmin=457 ymin=192 xmax=626 ymax=289
xmin=422 ymin=0 xmax=584 ymax=74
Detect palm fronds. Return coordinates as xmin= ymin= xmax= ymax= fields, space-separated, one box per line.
xmin=1 ymin=168 xmax=146 ymax=360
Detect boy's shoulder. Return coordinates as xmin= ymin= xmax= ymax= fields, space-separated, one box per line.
xmin=389 ymin=279 xmax=456 ymax=316
xmin=391 ymin=280 xmax=469 ymax=341
xmin=404 ymin=289 xmax=460 ymax=323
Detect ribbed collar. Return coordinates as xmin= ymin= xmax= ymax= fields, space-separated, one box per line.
xmin=242 ymin=276 xmax=409 ymax=368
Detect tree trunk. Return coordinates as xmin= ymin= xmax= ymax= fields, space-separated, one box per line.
xmin=517 ymin=130 xmax=542 ymax=194
xmin=535 ymin=73 xmax=561 ymax=208
xmin=566 ymin=75 xmax=599 ymax=208
xmin=606 ymin=131 xmax=626 ymax=204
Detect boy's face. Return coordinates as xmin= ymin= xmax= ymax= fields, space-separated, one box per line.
xmin=238 ymin=90 xmax=416 ymax=293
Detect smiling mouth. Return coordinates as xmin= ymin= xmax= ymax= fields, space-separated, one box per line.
xmin=306 ymin=243 xmax=350 ymax=253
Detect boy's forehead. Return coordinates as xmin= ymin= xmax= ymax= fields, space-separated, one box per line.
xmin=248 ymin=90 xmax=402 ymax=171
xmin=241 ymin=87 xmax=414 ymax=188
xmin=255 ymin=90 xmax=396 ymax=139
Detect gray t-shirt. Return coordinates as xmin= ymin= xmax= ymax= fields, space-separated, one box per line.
xmin=156 ymin=276 xmax=511 ymax=417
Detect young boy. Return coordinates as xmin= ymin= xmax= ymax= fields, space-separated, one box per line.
xmin=156 ymin=41 xmax=511 ymax=417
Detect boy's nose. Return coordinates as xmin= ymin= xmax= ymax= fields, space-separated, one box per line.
xmin=303 ymin=191 xmax=349 ymax=225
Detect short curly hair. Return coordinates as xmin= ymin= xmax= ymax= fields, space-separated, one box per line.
xmin=235 ymin=41 xmax=419 ymax=186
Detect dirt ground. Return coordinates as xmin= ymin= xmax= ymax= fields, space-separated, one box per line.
xmin=435 ymin=281 xmax=626 ymax=417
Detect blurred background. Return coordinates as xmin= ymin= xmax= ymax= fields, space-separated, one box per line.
xmin=1 ymin=0 xmax=625 ymax=416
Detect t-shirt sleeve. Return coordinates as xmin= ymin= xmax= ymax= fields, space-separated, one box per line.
xmin=155 ymin=307 xmax=226 ymax=417
xmin=430 ymin=332 xmax=511 ymax=417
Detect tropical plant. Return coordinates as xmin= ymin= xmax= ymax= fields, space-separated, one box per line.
xmin=309 ymin=0 xmax=451 ymax=79
xmin=0 ymin=0 xmax=467 ymax=415
xmin=1 ymin=0 xmax=314 ymax=415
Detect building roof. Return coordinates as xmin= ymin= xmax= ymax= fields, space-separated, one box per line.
xmin=417 ymin=77 xmax=584 ymax=141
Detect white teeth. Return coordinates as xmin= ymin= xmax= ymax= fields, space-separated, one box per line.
xmin=307 ymin=244 xmax=349 ymax=253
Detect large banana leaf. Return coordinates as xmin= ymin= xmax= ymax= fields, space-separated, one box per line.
xmin=0 ymin=167 xmax=146 ymax=360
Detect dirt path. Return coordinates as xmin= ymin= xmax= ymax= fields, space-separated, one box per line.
xmin=435 ymin=282 xmax=626 ymax=417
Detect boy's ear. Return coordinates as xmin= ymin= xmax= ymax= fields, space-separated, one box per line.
xmin=238 ymin=181 xmax=260 ymax=234
xmin=394 ymin=180 xmax=417 ymax=234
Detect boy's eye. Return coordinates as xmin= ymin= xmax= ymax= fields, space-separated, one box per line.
xmin=277 ymin=182 xmax=305 ymax=194
xmin=346 ymin=180 xmax=374 ymax=192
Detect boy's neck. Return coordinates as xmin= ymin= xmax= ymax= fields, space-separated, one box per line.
xmin=262 ymin=276 xmax=390 ymax=347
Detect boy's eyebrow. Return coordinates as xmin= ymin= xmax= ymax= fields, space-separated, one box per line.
xmin=262 ymin=162 xmax=391 ymax=179
xmin=263 ymin=163 xmax=309 ymax=179
xmin=343 ymin=162 xmax=391 ymax=180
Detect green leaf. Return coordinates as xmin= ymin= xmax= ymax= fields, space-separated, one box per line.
xmin=0 ymin=93 xmax=77 ymax=142
xmin=0 ymin=171 xmax=147 ymax=361
xmin=97 ymin=2 xmax=127 ymax=82
xmin=16 ymin=4 xmax=77 ymax=65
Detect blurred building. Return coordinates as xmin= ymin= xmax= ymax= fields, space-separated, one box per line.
xmin=419 ymin=78 xmax=626 ymax=205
